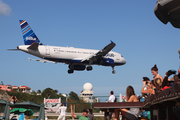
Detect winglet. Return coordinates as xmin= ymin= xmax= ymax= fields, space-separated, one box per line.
xmin=110 ymin=40 xmax=114 ymax=44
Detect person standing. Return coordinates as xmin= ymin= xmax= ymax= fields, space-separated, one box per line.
xmin=87 ymin=109 xmax=94 ymax=120
xmin=57 ymin=102 xmax=67 ymax=120
xmin=105 ymin=91 xmax=115 ymax=120
xmin=109 ymin=91 xmax=115 ymax=102
xmin=70 ymin=104 xmax=90 ymax=120
xmin=9 ymin=96 xmax=18 ymax=110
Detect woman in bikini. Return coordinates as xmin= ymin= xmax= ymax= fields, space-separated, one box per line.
xmin=151 ymin=64 xmax=163 ymax=82
xmin=114 ymin=86 xmax=140 ymax=120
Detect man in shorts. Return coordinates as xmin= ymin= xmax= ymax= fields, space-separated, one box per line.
xmin=57 ymin=102 xmax=67 ymax=120
xmin=70 ymin=104 xmax=90 ymax=120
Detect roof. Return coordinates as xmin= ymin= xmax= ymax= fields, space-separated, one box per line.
xmin=19 ymin=85 xmax=31 ymax=90
xmin=12 ymin=86 xmax=18 ymax=89
xmin=6 ymin=84 xmax=11 ymax=86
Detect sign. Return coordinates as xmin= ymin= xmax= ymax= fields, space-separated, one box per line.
xmin=119 ymin=94 xmax=127 ymax=102
xmin=44 ymin=98 xmax=61 ymax=112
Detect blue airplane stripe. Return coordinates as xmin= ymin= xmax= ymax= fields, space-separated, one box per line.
xmin=21 ymin=25 xmax=30 ymax=33
xmin=20 ymin=20 xmax=42 ymax=45
xmin=72 ymin=60 xmax=82 ymax=62
xmin=27 ymin=32 xmax=35 ymax=38
xmin=23 ymin=32 xmax=32 ymax=39
xmin=25 ymin=40 xmax=34 ymax=45
xmin=21 ymin=22 xmax=28 ymax=29
xmin=23 ymin=31 xmax=35 ymax=39
xmin=21 ymin=24 xmax=29 ymax=30
xmin=23 ymin=34 xmax=34 ymax=39
xmin=22 ymin=29 xmax=34 ymax=39
xmin=22 ymin=26 xmax=32 ymax=35
xmin=33 ymin=34 xmax=38 ymax=39
xmin=19 ymin=20 xmax=23 ymax=23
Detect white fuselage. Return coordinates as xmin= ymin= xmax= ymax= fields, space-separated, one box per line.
xmin=17 ymin=45 xmax=126 ymax=66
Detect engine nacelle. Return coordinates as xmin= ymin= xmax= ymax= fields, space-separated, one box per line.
xmin=69 ymin=64 xmax=86 ymax=71
xmin=154 ymin=0 xmax=180 ymax=28
xmin=99 ymin=58 xmax=114 ymax=66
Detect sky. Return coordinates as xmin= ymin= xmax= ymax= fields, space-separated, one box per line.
xmin=0 ymin=0 xmax=180 ymax=98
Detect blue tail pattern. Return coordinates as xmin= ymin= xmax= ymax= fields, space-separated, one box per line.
xmin=19 ymin=20 xmax=43 ymax=45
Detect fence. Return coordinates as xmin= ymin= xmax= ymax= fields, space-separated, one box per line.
xmin=44 ymin=95 xmax=126 ymax=113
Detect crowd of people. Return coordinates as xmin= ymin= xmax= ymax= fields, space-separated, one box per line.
xmin=141 ymin=64 xmax=178 ymax=96
xmin=64 ymin=64 xmax=180 ymax=120
xmin=7 ymin=64 xmax=179 ymax=120
xmin=8 ymin=64 xmax=179 ymax=120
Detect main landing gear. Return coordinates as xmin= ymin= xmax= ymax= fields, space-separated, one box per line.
xmin=68 ymin=69 xmax=74 ymax=74
xmin=112 ymin=66 xmax=116 ymax=74
xmin=67 ymin=65 xmax=115 ymax=74
xmin=86 ymin=66 xmax=93 ymax=71
xmin=67 ymin=65 xmax=93 ymax=74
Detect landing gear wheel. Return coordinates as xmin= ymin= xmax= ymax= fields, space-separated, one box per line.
xmin=68 ymin=69 xmax=74 ymax=74
xmin=111 ymin=66 xmax=116 ymax=74
xmin=86 ymin=66 xmax=93 ymax=71
xmin=112 ymin=70 xmax=116 ymax=74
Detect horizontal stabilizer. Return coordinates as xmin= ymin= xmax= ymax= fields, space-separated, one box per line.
xmin=28 ymin=43 xmax=39 ymax=50
xmin=7 ymin=49 xmax=20 ymax=51
xmin=28 ymin=58 xmax=57 ymax=64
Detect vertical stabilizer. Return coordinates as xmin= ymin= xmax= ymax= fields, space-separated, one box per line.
xmin=19 ymin=20 xmax=43 ymax=45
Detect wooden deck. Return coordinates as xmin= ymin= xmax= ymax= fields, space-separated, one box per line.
xmin=94 ymin=102 xmax=143 ymax=109
xmin=94 ymin=75 xmax=180 ymax=120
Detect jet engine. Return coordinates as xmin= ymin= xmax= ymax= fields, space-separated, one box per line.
xmin=154 ymin=0 xmax=180 ymax=28
xmin=68 ymin=64 xmax=86 ymax=71
xmin=99 ymin=58 xmax=114 ymax=66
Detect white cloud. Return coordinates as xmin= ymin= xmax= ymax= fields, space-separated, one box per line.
xmin=0 ymin=0 xmax=11 ymax=16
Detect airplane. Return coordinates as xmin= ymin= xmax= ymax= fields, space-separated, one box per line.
xmin=9 ymin=20 xmax=126 ymax=74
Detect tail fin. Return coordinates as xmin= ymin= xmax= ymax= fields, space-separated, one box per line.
xmin=19 ymin=20 xmax=43 ymax=45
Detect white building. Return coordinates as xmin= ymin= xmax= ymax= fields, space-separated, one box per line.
xmin=18 ymin=85 xmax=32 ymax=94
xmin=80 ymin=83 xmax=94 ymax=103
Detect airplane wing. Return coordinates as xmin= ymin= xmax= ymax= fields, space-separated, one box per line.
xmin=81 ymin=41 xmax=116 ymax=63
xmin=28 ymin=58 xmax=57 ymax=64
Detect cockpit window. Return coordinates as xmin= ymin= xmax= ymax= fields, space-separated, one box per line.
xmin=121 ymin=55 xmax=123 ymax=57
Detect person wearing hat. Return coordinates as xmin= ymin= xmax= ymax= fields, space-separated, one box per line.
xmin=57 ymin=102 xmax=67 ymax=120
xmin=70 ymin=104 xmax=90 ymax=120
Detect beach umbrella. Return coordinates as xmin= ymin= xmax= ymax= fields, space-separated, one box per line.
xmin=38 ymin=103 xmax=45 ymax=120
xmin=13 ymin=101 xmax=40 ymax=120
xmin=0 ymin=99 xmax=7 ymax=116
xmin=13 ymin=101 xmax=40 ymax=109
xmin=0 ymin=99 xmax=7 ymax=105
xmin=10 ymin=108 xmax=34 ymax=116
xmin=3 ymin=101 xmax=11 ymax=120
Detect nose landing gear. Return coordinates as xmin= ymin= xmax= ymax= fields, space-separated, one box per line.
xmin=112 ymin=66 xmax=116 ymax=74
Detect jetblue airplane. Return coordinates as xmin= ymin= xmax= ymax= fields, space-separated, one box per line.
xmin=10 ymin=20 xmax=126 ymax=74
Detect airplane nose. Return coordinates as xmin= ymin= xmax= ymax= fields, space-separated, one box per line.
xmin=121 ymin=57 xmax=126 ymax=64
